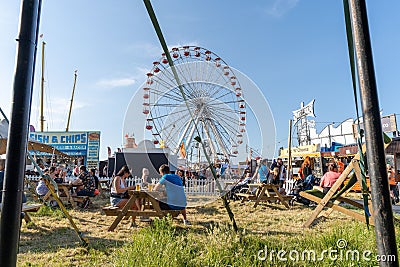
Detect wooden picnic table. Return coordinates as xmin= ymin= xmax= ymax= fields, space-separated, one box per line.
xmin=103 ymin=190 xmax=181 ymax=231
xmin=42 ymin=183 xmax=88 ymax=208
xmin=236 ymin=183 xmax=292 ymax=209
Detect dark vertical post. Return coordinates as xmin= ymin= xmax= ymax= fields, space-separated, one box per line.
xmin=349 ymin=0 xmax=398 ymax=265
xmin=0 ymin=0 xmax=42 ymax=266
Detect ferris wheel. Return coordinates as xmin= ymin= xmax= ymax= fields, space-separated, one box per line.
xmin=142 ymin=46 xmax=246 ymax=163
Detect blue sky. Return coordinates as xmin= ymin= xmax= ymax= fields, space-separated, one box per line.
xmin=1 ymin=1 xmax=400 ymax=161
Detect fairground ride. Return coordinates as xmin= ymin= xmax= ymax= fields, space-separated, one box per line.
xmin=141 ymin=46 xmax=246 ymax=168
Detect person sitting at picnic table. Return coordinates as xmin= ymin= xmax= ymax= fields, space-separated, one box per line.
xmin=110 ymin=165 xmax=141 ymax=227
xmin=89 ymin=168 xmax=100 ymax=194
xmin=258 ymin=159 xmax=269 ymax=184
xmin=36 ymin=168 xmax=50 ymax=197
xmin=141 ymin=167 xmax=152 ymax=187
xmin=54 ymin=166 xmax=66 ymax=184
xmin=319 ymin=164 xmax=340 ymax=194
xmin=177 ymin=169 xmax=185 ymax=186
xmin=153 ymin=164 xmax=189 ymax=225
xmin=72 ymin=165 xmax=96 ymax=197
xmin=229 ymin=172 xmax=254 ymax=197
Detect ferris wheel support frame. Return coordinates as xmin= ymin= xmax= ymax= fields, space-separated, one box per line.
xmin=176 ymin=112 xmax=201 ymax=156
xmin=209 ymin=120 xmax=231 ymax=159
xmin=173 ymin=116 xmax=193 ymax=154
xmin=174 ymin=105 xmax=205 ymax=155
xmin=202 ymin=119 xmax=218 ymax=161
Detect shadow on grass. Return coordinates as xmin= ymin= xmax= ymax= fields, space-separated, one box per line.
xmin=193 ymin=206 xmax=221 ymax=215
xmin=19 ymin=223 xmax=128 ymax=255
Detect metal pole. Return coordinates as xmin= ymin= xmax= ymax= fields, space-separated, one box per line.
xmin=66 ymin=70 xmax=77 ymax=132
xmin=349 ymin=0 xmax=398 ymax=265
xmin=0 ymin=0 xmax=42 ymax=266
xmin=40 ymin=41 xmax=45 ymax=132
xmin=287 ymin=119 xmax=293 ymax=180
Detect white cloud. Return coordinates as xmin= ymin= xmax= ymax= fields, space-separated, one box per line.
xmin=126 ymin=42 xmax=162 ymax=58
xmin=96 ymin=77 xmax=136 ymax=89
xmin=266 ymin=0 xmax=299 ymax=18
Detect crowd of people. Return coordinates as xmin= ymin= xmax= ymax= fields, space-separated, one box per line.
xmin=35 ymin=164 xmax=101 ymax=202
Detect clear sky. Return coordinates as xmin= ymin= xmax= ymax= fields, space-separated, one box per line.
xmin=1 ymin=1 xmax=400 ymax=161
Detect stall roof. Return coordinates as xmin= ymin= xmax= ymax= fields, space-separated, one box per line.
xmin=0 ymin=138 xmax=68 ymax=157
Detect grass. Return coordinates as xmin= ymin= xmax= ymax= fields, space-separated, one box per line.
xmin=15 ymin=194 xmax=400 ymax=266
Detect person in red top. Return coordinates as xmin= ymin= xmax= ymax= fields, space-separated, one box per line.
xmin=387 ymin=164 xmax=399 ymax=204
xmin=320 ymin=164 xmax=340 ymax=194
xmin=334 ymin=156 xmax=345 ymax=173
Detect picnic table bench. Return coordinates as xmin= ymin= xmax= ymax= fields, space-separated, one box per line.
xmin=0 ymin=203 xmax=42 ymax=223
xmin=103 ymin=190 xmax=181 ymax=231
xmin=236 ymin=183 xmax=292 ymax=209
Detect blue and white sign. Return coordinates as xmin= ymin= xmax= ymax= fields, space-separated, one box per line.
xmin=29 ymin=131 xmax=101 ymax=168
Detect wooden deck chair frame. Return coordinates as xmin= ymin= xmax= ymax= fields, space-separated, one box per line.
xmin=300 ymin=158 xmax=374 ymax=228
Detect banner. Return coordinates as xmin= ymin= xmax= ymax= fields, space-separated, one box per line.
xmin=279 ymin=144 xmax=320 ymax=158
xmin=352 ymin=114 xmax=397 ymax=138
xmin=293 ymin=99 xmax=315 ymax=121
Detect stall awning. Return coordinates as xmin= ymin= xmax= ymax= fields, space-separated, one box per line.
xmin=0 ymin=138 xmax=68 ymax=157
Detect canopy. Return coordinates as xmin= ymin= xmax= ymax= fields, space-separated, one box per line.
xmin=0 ymin=138 xmax=68 ymax=157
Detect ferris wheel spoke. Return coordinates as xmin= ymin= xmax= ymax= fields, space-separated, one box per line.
xmin=215 ymin=119 xmax=237 ymax=143
xmin=150 ymin=107 xmax=189 ymax=121
xmin=207 ymin=100 xmax=240 ymax=106
xmin=208 ymin=104 xmax=239 ymax=114
xmin=208 ymin=108 xmax=240 ymax=127
xmin=151 ymin=89 xmax=184 ymax=103
xmin=153 ymin=72 xmax=180 ymax=93
xmin=209 ymin=117 xmax=240 ymax=141
xmin=207 ymin=90 xmax=238 ymax=105
xmin=150 ymin=103 xmax=182 ymax=107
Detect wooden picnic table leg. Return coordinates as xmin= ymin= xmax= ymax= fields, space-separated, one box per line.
xmin=253 ymin=185 xmax=266 ymax=208
xmin=148 ymin=198 xmax=165 ymax=218
xmin=303 ymin=161 xmax=354 ymax=228
xmin=23 ymin=212 xmax=32 ymax=223
xmin=41 ymin=190 xmax=52 ymax=202
xmin=108 ymin=196 xmax=137 ymax=231
xmin=63 ymin=186 xmax=76 ymax=208
xmin=271 ymin=186 xmax=290 ymax=209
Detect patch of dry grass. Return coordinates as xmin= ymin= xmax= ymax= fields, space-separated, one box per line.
xmin=15 ymin=194 xmax=394 ymax=266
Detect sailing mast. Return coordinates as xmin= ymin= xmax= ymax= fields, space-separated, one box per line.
xmin=40 ymin=41 xmax=45 ymax=132
xmin=66 ymin=70 xmax=77 ymax=132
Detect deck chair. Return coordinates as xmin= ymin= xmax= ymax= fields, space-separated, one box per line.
xmin=300 ymin=157 xmax=374 ymax=227
xmin=300 ymin=139 xmax=392 ymax=228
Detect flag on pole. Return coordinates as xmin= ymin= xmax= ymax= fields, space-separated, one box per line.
xmin=179 ymin=139 xmax=186 ymax=158
xmin=159 ymin=139 xmax=165 ymax=148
